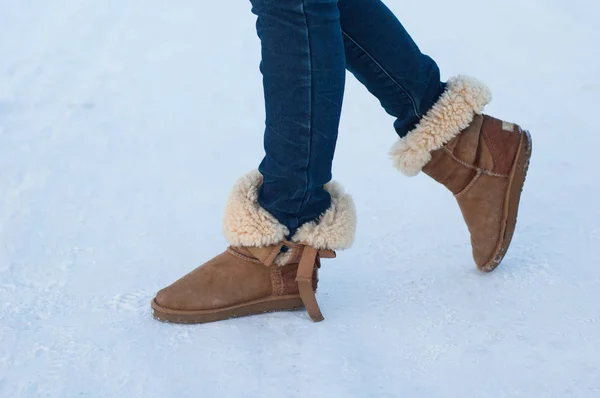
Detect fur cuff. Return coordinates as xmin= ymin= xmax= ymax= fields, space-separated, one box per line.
xmin=389 ymin=75 xmax=492 ymax=176
xmin=291 ymin=180 xmax=356 ymax=250
xmin=223 ymin=171 xmax=356 ymax=251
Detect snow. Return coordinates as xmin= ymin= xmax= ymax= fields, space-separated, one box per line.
xmin=1 ymin=0 xmax=599 ymax=396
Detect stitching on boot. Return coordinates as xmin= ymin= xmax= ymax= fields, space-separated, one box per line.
xmin=455 ymin=170 xmax=483 ymax=198
xmin=442 ymin=147 xmax=508 ymax=178
xmin=481 ymin=129 xmax=498 ymax=171
xmin=270 ymin=266 xmax=284 ymax=296
xmin=270 ymin=266 xmax=277 ymax=296
xmin=226 ymin=247 xmax=263 ymax=264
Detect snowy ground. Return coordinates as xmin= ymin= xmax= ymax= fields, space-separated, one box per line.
xmin=1 ymin=0 xmax=599 ymax=397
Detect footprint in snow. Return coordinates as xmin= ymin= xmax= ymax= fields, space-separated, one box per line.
xmin=109 ymin=291 xmax=151 ymax=312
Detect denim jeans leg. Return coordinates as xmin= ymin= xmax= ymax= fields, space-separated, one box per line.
xmin=338 ymin=0 xmax=446 ymax=137
xmin=250 ymin=0 xmax=346 ymax=236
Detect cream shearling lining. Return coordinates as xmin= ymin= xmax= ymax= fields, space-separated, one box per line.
xmin=223 ymin=171 xmax=356 ymax=254
xmin=389 ymin=75 xmax=492 ymax=176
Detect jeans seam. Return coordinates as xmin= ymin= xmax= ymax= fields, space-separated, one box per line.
xmin=341 ymin=29 xmax=422 ymax=118
xmin=297 ymin=0 xmax=313 ymax=219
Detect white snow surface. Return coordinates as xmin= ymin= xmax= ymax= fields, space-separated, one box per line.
xmin=1 ymin=0 xmax=599 ymax=397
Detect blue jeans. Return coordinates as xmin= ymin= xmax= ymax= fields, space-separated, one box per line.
xmin=250 ymin=0 xmax=445 ymax=236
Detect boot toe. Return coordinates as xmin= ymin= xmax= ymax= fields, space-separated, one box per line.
xmin=472 ymin=246 xmax=495 ymax=271
xmin=471 ymin=234 xmax=504 ymax=272
xmin=154 ymin=286 xmax=184 ymax=311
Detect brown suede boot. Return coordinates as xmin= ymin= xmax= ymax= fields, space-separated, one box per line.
xmin=151 ymin=171 xmax=356 ymax=323
xmin=390 ymin=76 xmax=532 ymax=272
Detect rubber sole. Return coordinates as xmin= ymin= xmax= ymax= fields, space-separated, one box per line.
xmin=151 ymin=295 xmax=305 ymax=324
xmin=480 ymin=129 xmax=532 ymax=272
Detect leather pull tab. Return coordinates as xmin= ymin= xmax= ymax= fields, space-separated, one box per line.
xmin=246 ymin=243 xmax=283 ymax=267
xmin=318 ymin=249 xmax=336 ymax=259
xmin=263 ymin=243 xmax=284 ymax=267
xmin=295 ymin=246 xmax=324 ymax=322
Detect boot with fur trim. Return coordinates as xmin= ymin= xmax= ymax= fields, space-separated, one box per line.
xmin=151 ymin=171 xmax=356 ymax=323
xmin=390 ymin=76 xmax=532 ymax=272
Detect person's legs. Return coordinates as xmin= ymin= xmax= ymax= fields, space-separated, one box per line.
xmin=337 ymin=0 xmax=445 ymax=136
xmin=336 ymin=0 xmax=532 ymax=272
xmin=251 ymin=0 xmax=346 ymax=236
xmin=153 ymin=0 xmax=357 ymax=325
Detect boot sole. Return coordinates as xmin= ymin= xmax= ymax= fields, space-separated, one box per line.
xmin=480 ymin=129 xmax=532 ymax=272
xmin=151 ymin=295 xmax=305 ymax=324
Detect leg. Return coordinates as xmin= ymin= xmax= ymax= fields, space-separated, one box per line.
xmin=336 ymin=0 xmax=531 ymax=272
xmin=338 ymin=0 xmax=445 ymax=136
xmin=151 ymin=0 xmax=357 ymax=325
xmin=251 ymin=0 xmax=346 ymax=236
